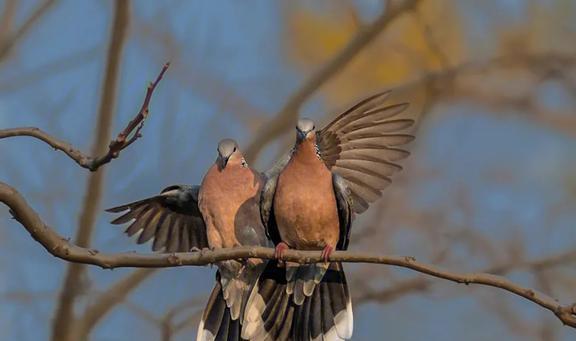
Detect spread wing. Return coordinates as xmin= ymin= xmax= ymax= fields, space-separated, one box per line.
xmin=106 ymin=185 xmax=208 ymax=252
xmin=317 ymin=91 xmax=415 ymax=214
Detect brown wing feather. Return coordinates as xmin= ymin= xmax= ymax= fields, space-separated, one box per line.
xmin=106 ymin=185 xmax=208 ymax=252
xmin=318 ymin=91 xmax=415 ymax=214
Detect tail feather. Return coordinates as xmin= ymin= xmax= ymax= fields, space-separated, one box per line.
xmin=242 ymin=261 xmax=353 ymax=341
xmin=320 ymin=282 xmax=333 ymax=335
xmin=227 ymin=318 xmax=241 ymax=341
xmin=292 ymin=291 xmax=311 ymax=341
xmin=197 ymin=274 xmax=249 ymax=341
xmin=309 ymin=282 xmax=322 ymax=340
xmin=242 ymin=262 xmax=290 ymax=340
xmin=277 ymin=300 xmax=295 ymax=340
xmin=290 ymin=263 xmax=328 ymax=305
xmin=324 ymin=262 xmax=353 ymax=339
xmin=218 ymin=261 xmax=244 ymax=322
xmin=294 ymin=279 xmax=306 ymax=305
xmin=222 ymin=277 xmax=244 ymax=320
xmin=218 ymin=260 xmax=266 ymax=323
xmin=261 ymin=284 xmax=284 ymax=326
xmin=264 ymin=287 xmax=291 ymax=339
xmin=216 ymin=311 xmax=230 ymax=341
xmin=196 ymin=280 xmax=229 ymax=341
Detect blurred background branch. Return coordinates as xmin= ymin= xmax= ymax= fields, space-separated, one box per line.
xmin=244 ymin=0 xmax=421 ymax=162
xmin=0 ymin=0 xmax=57 ymax=63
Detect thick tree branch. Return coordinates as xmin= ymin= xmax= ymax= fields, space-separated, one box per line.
xmin=0 ymin=62 xmax=169 ymax=172
xmin=2 ymin=181 xmax=576 ymax=328
xmin=243 ymin=0 xmax=421 ymax=162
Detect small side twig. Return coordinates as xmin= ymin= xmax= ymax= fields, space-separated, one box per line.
xmin=108 ymin=62 xmax=170 ymax=154
xmin=0 ymin=62 xmax=170 ymax=171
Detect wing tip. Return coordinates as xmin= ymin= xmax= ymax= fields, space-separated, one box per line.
xmin=109 ymin=215 xmax=134 ymax=225
xmin=160 ymin=184 xmax=182 ymax=193
xmin=105 ymin=205 xmax=129 ymax=213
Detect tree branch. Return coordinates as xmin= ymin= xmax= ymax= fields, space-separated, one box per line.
xmin=2 ymin=181 xmax=576 ymax=328
xmin=354 ymin=248 xmax=576 ymax=305
xmin=0 ymin=62 xmax=169 ymax=172
xmin=243 ymin=0 xmax=421 ymax=162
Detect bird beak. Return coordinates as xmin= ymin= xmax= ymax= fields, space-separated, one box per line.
xmin=218 ymin=155 xmax=229 ymax=170
xmin=297 ymin=129 xmax=307 ymax=141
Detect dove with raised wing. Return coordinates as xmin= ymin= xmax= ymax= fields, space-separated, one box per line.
xmin=108 ymin=139 xmax=269 ymax=341
xmin=243 ymin=91 xmax=415 ymax=341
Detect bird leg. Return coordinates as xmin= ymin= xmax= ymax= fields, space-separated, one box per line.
xmin=274 ymin=242 xmax=290 ymax=261
xmin=321 ymin=245 xmax=334 ymax=263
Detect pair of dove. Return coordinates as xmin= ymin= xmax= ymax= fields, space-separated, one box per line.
xmin=107 ymin=91 xmax=415 ymax=341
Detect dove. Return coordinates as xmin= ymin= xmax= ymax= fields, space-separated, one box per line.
xmin=242 ymin=91 xmax=415 ymax=340
xmin=107 ymin=139 xmax=269 ymax=341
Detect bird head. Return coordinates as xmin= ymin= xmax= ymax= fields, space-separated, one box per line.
xmin=217 ymin=138 xmax=240 ymax=170
xmin=296 ymin=118 xmax=316 ymax=143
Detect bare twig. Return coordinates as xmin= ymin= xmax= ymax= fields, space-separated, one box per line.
xmin=2 ymin=181 xmax=576 ymax=328
xmin=111 ymin=62 xmax=170 ymax=152
xmin=243 ymin=0 xmax=422 ymax=162
xmin=0 ymin=63 xmax=169 ymax=171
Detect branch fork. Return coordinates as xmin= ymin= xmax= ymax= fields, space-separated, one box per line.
xmin=0 ymin=62 xmax=170 ymax=171
xmin=107 ymin=62 xmax=170 ymax=160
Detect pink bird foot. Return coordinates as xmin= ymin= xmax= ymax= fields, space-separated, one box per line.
xmin=321 ymin=245 xmax=334 ymax=263
xmin=275 ymin=242 xmax=290 ymax=261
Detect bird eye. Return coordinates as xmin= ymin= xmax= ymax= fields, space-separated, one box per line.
xmin=312 ymin=125 xmax=315 ymax=130
xmin=233 ymin=147 xmax=237 ymax=152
